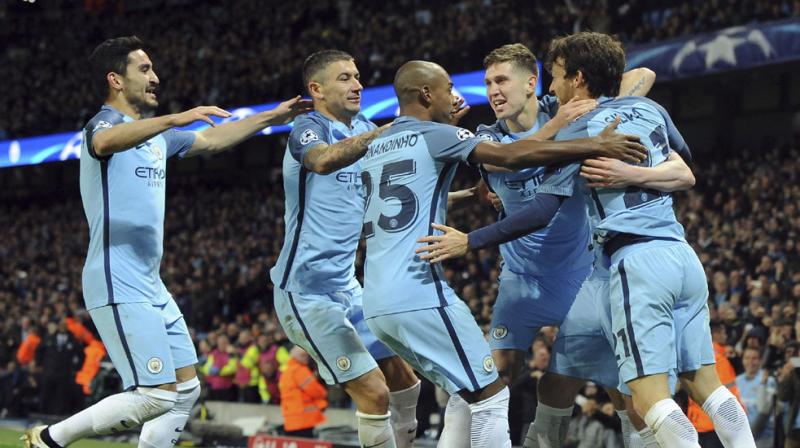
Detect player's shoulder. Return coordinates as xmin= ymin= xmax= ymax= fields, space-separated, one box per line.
xmin=608 ymin=95 xmax=666 ymax=115
xmin=85 ymin=105 xmax=125 ymax=131
xmin=289 ymin=112 xmax=332 ymax=144
xmin=476 ymin=120 xmax=504 ymax=142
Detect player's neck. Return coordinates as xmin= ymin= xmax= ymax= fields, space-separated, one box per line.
xmin=398 ymin=104 xmax=433 ymax=122
xmin=504 ymin=98 xmax=539 ymax=133
xmin=315 ymin=105 xmax=354 ymax=128
xmin=106 ymin=97 xmax=143 ymax=120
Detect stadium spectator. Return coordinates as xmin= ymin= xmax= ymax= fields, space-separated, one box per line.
xmin=234 ymin=329 xmax=261 ymax=403
xmin=201 ymin=334 xmax=238 ymax=401
xmin=35 ymin=320 xmax=84 ymax=415
xmin=737 ymin=347 xmax=778 ymax=447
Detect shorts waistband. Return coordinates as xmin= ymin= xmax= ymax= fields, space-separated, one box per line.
xmin=603 ymin=233 xmax=680 ymax=258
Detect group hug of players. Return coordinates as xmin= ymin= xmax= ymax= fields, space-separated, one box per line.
xmin=23 ymin=30 xmax=756 ymax=448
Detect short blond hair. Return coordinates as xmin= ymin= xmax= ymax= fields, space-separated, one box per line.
xmin=483 ymin=43 xmax=538 ymax=76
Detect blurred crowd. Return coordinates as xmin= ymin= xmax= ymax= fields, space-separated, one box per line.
xmin=2 ymin=0 xmax=799 ymax=139
xmin=1 ymin=133 xmax=800 ymax=445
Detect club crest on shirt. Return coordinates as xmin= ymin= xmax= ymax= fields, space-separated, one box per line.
xmin=492 ymin=325 xmax=508 ymax=340
xmin=147 ymin=357 xmax=164 ymax=374
xmin=483 ymin=355 xmax=495 ymax=373
xmin=336 ymin=355 xmax=352 ymax=372
xmin=150 ymin=144 xmax=164 ymax=162
xmin=300 ymin=129 xmax=320 ymax=145
xmin=456 ymin=128 xmax=474 ymax=141
xmin=476 ymin=132 xmax=495 ymax=142
xmin=96 ymin=120 xmax=113 ymax=130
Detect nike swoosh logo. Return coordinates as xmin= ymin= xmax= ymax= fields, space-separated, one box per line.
xmin=362 ymin=440 xmax=391 ymax=448
xmin=174 ymin=428 xmax=183 ymax=432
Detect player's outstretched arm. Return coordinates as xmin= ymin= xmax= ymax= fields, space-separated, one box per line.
xmin=186 ymin=96 xmax=313 ymax=156
xmin=470 ymin=117 xmax=646 ymax=170
xmin=416 ymin=193 xmax=562 ymax=263
xmin=92 ymin=106 xmax=231 ymax=157
xmin=580 ymin=150 xmax=695 ymax=191
xmin=302 ymin=123 xmax=391 ymax=175
xmin=619 ymin=68 xmax=656 ymax=97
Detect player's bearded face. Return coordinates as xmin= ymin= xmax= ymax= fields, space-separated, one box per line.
xmin=485 ymin=62 xmax=533 ymax=120
xmin=122 ymin=50 xmax=159 ymax=113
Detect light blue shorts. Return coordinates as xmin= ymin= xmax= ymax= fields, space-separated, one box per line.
xmin=489 ymin=264 xmax=592 ymax=351
xmin=89 ymin=297 xmax=197 ymax=390
xmin=609 ymin=240 xmax=714 ymax=384
xmin=549 ymin=272 xmax=620 ymax=389
xmin=274 ymin=284 xmax=393 ymax=385
xmin=367 ymin=301 xmax=498 ymax=395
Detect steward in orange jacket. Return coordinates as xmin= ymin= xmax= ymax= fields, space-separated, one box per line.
xmin=279 ymin=346 xmax=327 ymax=436
xmin=688 ymin=327 xmax=745 ymax=434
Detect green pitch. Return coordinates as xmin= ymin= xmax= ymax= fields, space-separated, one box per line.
xmin=0 ymin=427 xmax=134 ymax=447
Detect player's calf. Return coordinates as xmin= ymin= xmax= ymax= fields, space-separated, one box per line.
xmin=36 ymin=387 xmax=177 ymax=448
xmin=344 ymin=368 xmax=396 ymax=448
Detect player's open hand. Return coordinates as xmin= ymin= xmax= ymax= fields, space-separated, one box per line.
xmin=449 ymin=96 xmax=470 ymax=126
xmin=580 ymin=157 xmax=635 ymax=188
xmin=267 ymin=96 xmax=315 ymax=125
xmin=596 ymin=116 xmax=648 ymax=163
xmin=415 ymin=223 xmax=469 ymax=263
xmin=552 ymin=96 xmax=597 ymax=128
xmin=170 ymin=106 xmax=231 ymax=127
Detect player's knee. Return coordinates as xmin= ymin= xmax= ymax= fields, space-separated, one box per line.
xmin=175 ymin=376 xmax=201 ymax=414
xmin=138 ymin=386 xmax=178 ymax=417
xmin=348 ymin=373 xmax=390 ymax=413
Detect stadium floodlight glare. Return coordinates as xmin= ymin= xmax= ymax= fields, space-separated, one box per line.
xmin=0 ymin=65 xmax=542 ymax=169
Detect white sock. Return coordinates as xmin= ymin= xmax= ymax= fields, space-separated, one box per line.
xmin=357 ymin=411 xmax=397 ymax=448
xmin=617 ymin=410 xmax=641 ymax=448
xmin=468 ymin=387 xmax=511 ymax=448
xmin=48 ymin=387 xmax=176 ymax=446
xmin=139 ymin=377 xmax=201 ymax=447
xmin=701 ymin=386 xmax=756 ymax=448
xmin=639 ymin=427 xmax=659 ymax=447
xmin=644 ymin=398 xmax=700 ymax=448
xmin=438 ymin=393 xmax=471 ymax=448
xmin=523 ymin=402 xmax=573 ymax=448
xmin=390 ymin=380 xmax=420 ymax=448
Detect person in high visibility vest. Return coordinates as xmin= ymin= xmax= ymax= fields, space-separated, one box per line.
xmin=279 ymin=346 xmax=327 ymax=438
xmin=688 ymin=321 xmax=746 ymax=447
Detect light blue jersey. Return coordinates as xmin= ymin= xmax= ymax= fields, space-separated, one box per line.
xmin=80 ymin=105 xmax=195 ymax=310
xmin=476 ymin=95 xmax=592 ymax=276
xmin=270 ymin=112 xmax=377 ymax=294
xmin=360 ymin=116 xmax=482 ymax=318
xmin=537 ymin=96 xmax=690 ymax=243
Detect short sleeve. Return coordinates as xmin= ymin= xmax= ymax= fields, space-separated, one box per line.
xmin=475 ymin=124 xmax=501 ymax=143
xmin=164 ymin=129 xmax=196 ymax=159
xmin=83 ymin=109 xmax=125 ymax=160
xmin=288 ymin=114 xmax=330 ymax=163
xmin=535 ymin=163 xmax=580 ymax=197
xmin=422 ymin=123 xmax=482 ymax=163
xmin=653 ymin=102 xmax=691 ymax=162
xmin=538 ymin=95 xmax=560 ymax=119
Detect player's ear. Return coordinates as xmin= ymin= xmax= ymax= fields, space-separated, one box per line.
xmin=527 ymin=74 xmax=537 ymax=96
xmin=573 ymin=70 xmax=585 ymax=89
xmin=107 ymin=72 xmax=123 ymax=92
xmin=308 ymin=81 xmax=323 ymax=100
xmin=420 ymin=85 xmax=432 ymax=106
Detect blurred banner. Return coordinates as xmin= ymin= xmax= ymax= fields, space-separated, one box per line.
xmin=626 ymin=18 xmax=800 ymax=80
xmin=0 ymin=64 xmax=542 ymax=169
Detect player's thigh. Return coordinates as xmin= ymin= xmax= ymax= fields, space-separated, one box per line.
xmin=156 ymin=298 xmax=198 ymax=371
xmin=674 ymin=244 xmax=715 ymax=374
xmin=367 ymin=301 xmax=497 ymax=395
xmin=489 ymin=267 xmax=586 ymax=351
xmin=274 ymin=288 xmax=377 ymax=386
xmin=89 ymin=302 xmax=176 ymax=390
xmin=609 ymin=249 xmax=681 ymax=384
xmin=343 ymin=285 xmax=396 ymax=362
xmin=550 ymin=276 xmax=619 ymax=389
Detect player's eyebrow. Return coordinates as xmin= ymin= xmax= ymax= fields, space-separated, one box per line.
xmin=138 ymin=63 xmax=151 ymax=71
